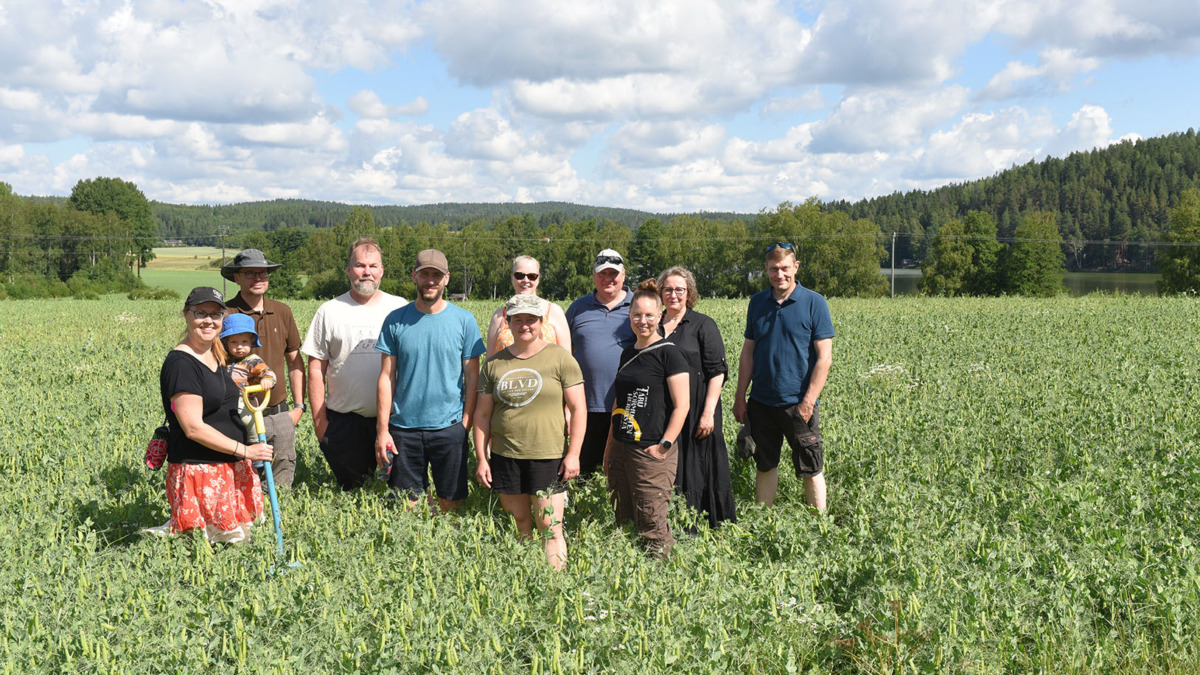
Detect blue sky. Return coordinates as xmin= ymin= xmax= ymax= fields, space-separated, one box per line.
xmin=1 ymin=0 xmax=1198 ymax=213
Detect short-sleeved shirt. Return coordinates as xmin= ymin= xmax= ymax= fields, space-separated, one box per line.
xmin=226 ymin=295 xmax=302 ymax=408
xmin=565 ymin=288 xmax=635 ymax=412
xmin=376 ymin=303 xmax=486 ymax=430
xmin=743 ymin=284 xmax=835 ymax=407
xmin=301 ymin=291 xmax=408 ymax=417
xmin=160 ymin=350 xmax=242 ymax=464
xmin=611 ymin=341 xmax=689 ymax=448
xmin=478 ymin=344 xmax=584 ymax=460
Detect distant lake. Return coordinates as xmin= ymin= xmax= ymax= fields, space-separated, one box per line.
xmin=881 ymin=270 xmax=1161 ymax=297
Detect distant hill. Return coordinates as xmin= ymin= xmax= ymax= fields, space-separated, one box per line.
xmin=825 ymin=129 xmax=1200 ymax=271
xmin=152 ymin=199 xmax=758 ymax=245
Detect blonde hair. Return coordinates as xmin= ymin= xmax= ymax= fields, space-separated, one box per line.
xmin=632 ymin=278 xmax=664 ymax=308
xmin=656 ymin=266 xmax=699 ymax=309
xmin=512 ymin=255 xmax=540 ymax=274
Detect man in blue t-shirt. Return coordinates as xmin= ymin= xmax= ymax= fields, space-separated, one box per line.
xmin=733 ymin=242 xmax=835 ymax=511
xmin=565 ymin=248 xmax=635 ymax=477
xmin=376 ymin=249 xmax=485 ymax=512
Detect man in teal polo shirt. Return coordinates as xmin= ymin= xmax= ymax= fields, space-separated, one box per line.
xmin=733 ymin=242 xmax=835 ymax=511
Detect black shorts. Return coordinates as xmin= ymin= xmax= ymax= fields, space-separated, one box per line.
xmin=747 ymin=398 xmax=824 ymax=478
xmin=576 ymin=411 xmax=612 ymax=477
xmin=489 ymin=454 xmax=567 ymax=496
xmin=384 ymin=423 xmax=470 ymax=501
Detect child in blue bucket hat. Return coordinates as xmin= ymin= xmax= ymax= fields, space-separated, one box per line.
xmin=220 ymin=313 xmax=277 ymax=444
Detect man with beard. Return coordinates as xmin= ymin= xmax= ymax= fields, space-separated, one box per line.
xmin=302 ymin=238 xmax=407 ymax=490
xmin=375 ymin=249 xmax=485 ymax=512
xmin=223 ymin=248 xmax=305 ymax=488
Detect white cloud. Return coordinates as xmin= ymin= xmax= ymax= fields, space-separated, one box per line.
xmin=607 ymin=121 xmax=726 ymax=168
xmin=979 ymin=48 xmax=1102 ymax=100
xmin=1042 ymin=104 xmax=1115 ymax=158
xmin=809 ymin=86 xmax=971 ymax=153
xmin=910 ymin=108 xmax=1053 ymax=180
xmin=348 ymin=90 xmax=429 ymax=119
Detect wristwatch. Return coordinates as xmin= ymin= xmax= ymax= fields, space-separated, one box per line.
xmin=293 ymin=403 xmax=306 ymax=413
xmin=660 ymin=439 xmax=674 ymax=450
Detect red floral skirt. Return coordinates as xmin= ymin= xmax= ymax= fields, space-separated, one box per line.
xmin=166 ymin=460 xmax=264 ymax=543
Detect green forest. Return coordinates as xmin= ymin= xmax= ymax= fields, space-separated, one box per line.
xmin=4 ymin=129 xmax=1200 ymax=300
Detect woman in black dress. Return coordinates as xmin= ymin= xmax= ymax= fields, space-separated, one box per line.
xmin=657 ymin=266 xmax=736 ymax=528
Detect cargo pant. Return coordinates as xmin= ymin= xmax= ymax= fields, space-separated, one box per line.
xmin=262 ymin=410 xmax=297 ymax=489
xmin=608 ymin=439 xmax=678 ymax=558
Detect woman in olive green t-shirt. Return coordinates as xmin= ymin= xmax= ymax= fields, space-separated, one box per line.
xmin=474 ymin=294 xmax=588 ymax=571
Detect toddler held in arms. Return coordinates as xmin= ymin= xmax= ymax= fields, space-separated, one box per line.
xmin=220 ymin=314 xmax=277 ymax=443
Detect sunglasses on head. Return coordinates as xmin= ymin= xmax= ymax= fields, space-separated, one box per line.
xmin=765 ymin=242 xmax=795 ymax=255
xmin=513 ymin=272 xmax=539 ymax=281
xmin=595 ymin=255 xmax=623 ymax=266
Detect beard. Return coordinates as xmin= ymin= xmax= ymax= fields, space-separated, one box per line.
xmin=420 ymin=285 xmax=444 ymax=303
xmin=351 ymin=278 xmax=379 ymax=296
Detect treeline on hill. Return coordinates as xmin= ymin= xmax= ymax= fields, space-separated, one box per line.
xmin=0 ymin=179 xmax=163 ymax=300
xmin=222 ymin=200 xmax=891 ymax=301
xmin=827 ymin=129 xmax=1200 ymax=272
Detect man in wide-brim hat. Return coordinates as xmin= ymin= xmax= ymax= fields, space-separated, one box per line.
xmin=221 ymin=248 xmax=282 ymax=281
xmin=224 ymin=248 xmax=305 ymax=489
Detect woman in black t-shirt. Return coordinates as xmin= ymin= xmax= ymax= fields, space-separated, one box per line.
xmin=604 ymin=279 xmax=690 ymax=558
xmin=155 ymin=287 xmax=272 ymax=543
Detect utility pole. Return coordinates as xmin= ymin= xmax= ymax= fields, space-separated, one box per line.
xmin=219 ymin=222 xmax=229 ymax=296
xmin=890 ymin=232 xmax=896 ymax=299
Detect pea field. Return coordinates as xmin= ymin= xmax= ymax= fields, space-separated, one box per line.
xmin=1 ymin=294 xmax=1199 ymax=673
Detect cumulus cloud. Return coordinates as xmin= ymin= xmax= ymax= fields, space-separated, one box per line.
xmin=348 ymin=90 xmax=429 ymax=119
xmin=978 ymin=48 xmax=1102 ymax=100
xmin=909 ymin=108 xmax=1053 ymax=180
xmin=1042 ymin=104 xmax=1116 ymax=158
xmin=809 ymin=86 xmax=971 ymax=153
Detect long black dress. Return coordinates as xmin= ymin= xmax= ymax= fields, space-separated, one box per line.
xmin=660 ymin=310 xmax=737 ymax=527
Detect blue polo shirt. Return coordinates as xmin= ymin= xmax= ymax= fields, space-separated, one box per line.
xmin=376 ymin=302 xmax=485 ymax=429
xmin=743 ymin=284 xmax=835 ymax=407
xmin=566 ymin=288 xmax=635 ymax=412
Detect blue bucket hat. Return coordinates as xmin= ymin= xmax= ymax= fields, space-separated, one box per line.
xmin=219 ymin=313 xmax=261 ymax=347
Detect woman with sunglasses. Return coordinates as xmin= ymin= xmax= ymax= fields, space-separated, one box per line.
xmin=155 ymin=287 xmax=272 ymax=543
xmin=486 ymin=256 xmax=572 ymax=357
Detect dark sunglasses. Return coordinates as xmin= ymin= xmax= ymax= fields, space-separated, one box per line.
xmin=765 ymin=242 xmax=795 ymax=255
xmin=595 ymin=255 xmax=623 ymax=266
xmin=513 ymin=272 xmax=539 ymax=281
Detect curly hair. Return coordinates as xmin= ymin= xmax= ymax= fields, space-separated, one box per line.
xmin=656 ymin=266 xmax=699 ymax=308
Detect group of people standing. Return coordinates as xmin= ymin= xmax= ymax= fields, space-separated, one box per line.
xmin=158 ymin=238 xmax=834 ymax=565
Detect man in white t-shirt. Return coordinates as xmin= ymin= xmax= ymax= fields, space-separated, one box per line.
xmin=302 ymin=238 xmax=407 ymax=490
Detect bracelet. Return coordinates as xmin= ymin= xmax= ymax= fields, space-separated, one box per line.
xmin=234 ymin=442 xmax=242 ymax=457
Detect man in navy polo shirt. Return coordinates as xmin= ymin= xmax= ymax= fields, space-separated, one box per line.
xmin=566 ymin=248 xmax=635 ymax=477
xmin=733 ymin=242 xmax=835 ymax=511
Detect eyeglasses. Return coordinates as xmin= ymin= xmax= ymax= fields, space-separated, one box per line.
xmin=662 ymin=287 xmax=688 ymax=296
xmin=189 ymin=309 xmax=225 ymax=321
xmin=594 ymin=255 xmax=623 ymax=266
xmin=765 ymin=242 xmax=795 ymax=255
xmin=513 ymin=272 xmax=539 ymax=281
xmin=238 ymin=270 xmax=270 ymax=279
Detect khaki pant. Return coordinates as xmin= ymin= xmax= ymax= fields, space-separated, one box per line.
xmin=608 ymin=439 xmax=678 ymax=557
xmin=262 ymin=411 xmax=297 ymax=488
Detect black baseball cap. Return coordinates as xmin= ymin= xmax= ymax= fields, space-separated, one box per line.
xmin=184 ymin=286 xmax=226 ymax=308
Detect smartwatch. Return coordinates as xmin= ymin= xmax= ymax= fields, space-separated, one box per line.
xmin=660 ymin=439 xmax=674 ymax=450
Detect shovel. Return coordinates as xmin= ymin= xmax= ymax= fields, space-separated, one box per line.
xmin=242 ymin=383 xmax=299 ymax=572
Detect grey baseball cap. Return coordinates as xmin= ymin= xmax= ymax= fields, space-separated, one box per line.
xmin=221 ymin=248 xmax=282 ymax=281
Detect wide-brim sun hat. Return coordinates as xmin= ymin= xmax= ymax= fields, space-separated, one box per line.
xmin=221 ymin=248 xmax=282 ymax=281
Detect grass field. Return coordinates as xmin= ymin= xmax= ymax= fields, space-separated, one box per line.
xmin=1 ymin=295 xmax=1198 ymax=672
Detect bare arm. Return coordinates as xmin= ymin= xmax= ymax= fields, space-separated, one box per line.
xmin=732 ymin=338 xmax=754 ymax=424
xmin=307 ymin=356 xmax=329 ymax=441
xmin=484 ymin=308 xmax=504 ymax=358
xmin=549 ymin=303 xmax=572 ymax=353
xmin=797 ymin=338 xmax=832 ymax=423
xmin=461 ymin=357 xmax=480 ymax=430
xmin=559 ymin=383 xmax=587 ymax=480
xmin=375 ymin=354 xmax=397 ymax=466
xmin=695 ymin=372 xmax=725 ymax=438
xmin=648 ymin=372 xmax=690 ymax=459
xmin=172 ymin=392 xmax=272 ymax=462
xmin=286 ymin=348 xmax=305 ymax=425
xmin=472 ymin=393 xmax=494 ymax=487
